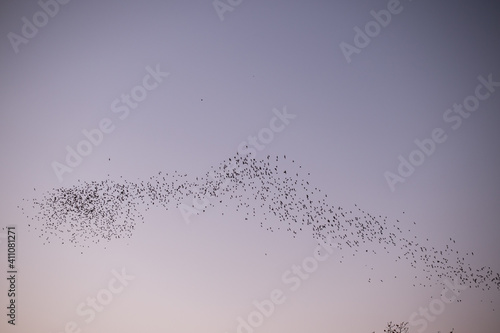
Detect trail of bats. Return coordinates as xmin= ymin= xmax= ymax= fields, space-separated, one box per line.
xmin=20 ymin=154 xmax=500 ymax=294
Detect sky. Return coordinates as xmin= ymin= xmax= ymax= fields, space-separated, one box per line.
xmin=1 ymin=0 xmax=500 ymax=332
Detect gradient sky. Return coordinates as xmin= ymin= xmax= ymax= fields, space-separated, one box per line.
xmin=1 ymin=1 xmax=500 ymax=332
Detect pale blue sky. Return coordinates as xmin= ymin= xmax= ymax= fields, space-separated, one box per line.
xmin=1 ymin=1 xmax=499 ymax=332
